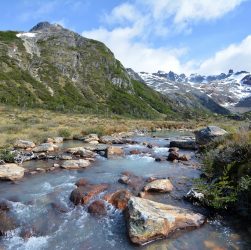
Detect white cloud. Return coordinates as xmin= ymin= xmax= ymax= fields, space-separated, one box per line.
xmin=197 ymin=35 xmax=251 ymax=74
xmin=82 ymin=0 xmax=248 ymax=74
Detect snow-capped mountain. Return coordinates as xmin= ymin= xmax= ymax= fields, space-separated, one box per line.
xmin=136 ymin=70 xmax=251 ymax=113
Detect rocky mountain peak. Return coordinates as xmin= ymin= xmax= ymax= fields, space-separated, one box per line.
xmin=29 ymin=21 xmax=64 ymax=32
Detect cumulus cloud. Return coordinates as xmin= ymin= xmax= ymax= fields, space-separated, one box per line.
xmin=82 ymin=0 xmax=248 ymax=74
xmin=197 ymin=35 xmax=251 ymax=74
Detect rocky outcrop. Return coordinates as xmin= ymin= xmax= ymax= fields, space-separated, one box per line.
xmin=143 ymin=179 xmax=173 ymax=193
xmin=14 ymin=140 xmax=35 ymax=149
xmin=169 ymin=140 xmax=196 ymax=150
xmin=33 ymin=143 xmax=58 ymax=153
xmin=61 ymin=159 xmax=90 ymax=169
xmin=104 ymin=190 xmax=132 ymax=210
xmin=126 ymin=197 xmax=205 ymax=245
xmin=0 ymin=164 xmax=25 ymax=181
xmin=195 ymin=126 xmax=228 ymax=145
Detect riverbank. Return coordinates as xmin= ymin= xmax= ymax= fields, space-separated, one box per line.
xmin=0 ymin=105 xmax=246 ymax=149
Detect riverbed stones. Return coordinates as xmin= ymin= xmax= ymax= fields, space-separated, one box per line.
xmin=66 ymin=147 xmax=95 ymax=158
xmin=104 ymin=189 xmax=132 ymax=210
xmin=33 ymin=143 xmax=58 ymax=153
xmin=61 ymin=159 xmax=90 ymax=169
xmin=144 ymin=179 xmax=173 ymax=193
xmin=126 ymin=197 xmax=205 ymax=245
xmin=88 ymin=200 xmax=107 ymax=215
xmin=169 ymin=140 xmax=196 ymax=150
xmin=70 ymin=183 xmax=109 ymax=205
xmin=105 ymin=146 xmax=124 ymax=158
xmin=0 ymin=164 xmax=25 ymax=181
xmin=0 ymin=210 xmax=17 ymax=236
xmin=99 ymin=136 xmax=124 ymax=144
xmin=14 ymin=140 xmax=35 ymax=149
xmin=83 ymin=134 xmax=99 ymax=144
xmin=195 ymin=126 xmax=228 ymax=145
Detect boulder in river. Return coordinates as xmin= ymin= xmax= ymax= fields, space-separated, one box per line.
xmin=104 ymin=189 xmax=132 ymax=210
xmin=99 ymin=136 xmax=124 ymax=144
xmin=178 ymin=154 xmax=191 ymax=161
xmin=14 ymin=140 xmax=35 ymax=149
xmin=195 ymin=126 xmax=228 ymax=145
xmin=144 ymin=179 xmax=173 ymax=193
xmin=0 ymin=164 xmax=25 ymax=181
xmin=167 ymin=151 xmax=179 ymax=161
xmin=105 ymin=146 xmax=124 ymax=158
xmin=33 ymin=143 xmax=58 ymax=153
xmin=70 ymin=183 xmax=109 ymax=205
xmin=0 ymin=211 xmax=17 ymax=236
xmin=88 ymin=200 xmax=107 ymax=215
xmin=169 ymin=140 xmax=196 ymax=150
xmin=61 ymin=159 xmax=90 ymax=169
xmin=126 ymin=197 xmax=205 ymax=245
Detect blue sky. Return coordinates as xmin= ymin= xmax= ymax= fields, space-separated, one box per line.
xmin=1 ymin=0 xmax=251 ymax=74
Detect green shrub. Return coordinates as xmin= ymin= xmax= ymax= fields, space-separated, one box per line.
xmin=0 ymin=149 xmax=16 ymax=163
xmin=58 ymin=128 xmax=71 ymax=138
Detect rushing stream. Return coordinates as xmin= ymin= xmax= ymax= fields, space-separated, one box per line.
xmin=0 ymin=131 xmax=250 ymax=250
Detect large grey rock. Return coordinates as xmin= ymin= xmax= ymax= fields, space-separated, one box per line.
xmin=126 ymin=197 xmax=205 ymax=245
xmin=14 ymin=140 xmax=35 ymax=149
xmin=99 ymin=136 xmax=124 ymax=144
xmin=61 ymin=159 xmax=90 ymax=169
xmin=33 ymin=143 xmax=58 ymax=152
xmin=169 ymin=140 xmax=196 ymax=150
xmin=0 ymin=164 xmax=25 ymax=181
xmin=195 ymin=126 xmax=228 ymax=145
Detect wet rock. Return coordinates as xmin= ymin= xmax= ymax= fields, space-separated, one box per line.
xmin=75 ymin=178 xmax=89 ymax=187
xmin=36 ymin=168 xmax=46 ymax=173
xmin=61 ymin=159 xmax=90 ymax=169
xmin=168 ymin=147 xmax=179 ymax=152
xmin=66 ymin=147 xmax=95 ymax=158
xmin=167 ymin=151 xmax=179 ymax=161
xmin=105 ymin=146 xmax=124 ymax=159
xmin=0 ymin=201 xmax=10 ymax=211
xmin=33 ymin=143 xmax=58 ymax=153
xmin=169 ymin=140 xmax=196 ymax=150
xmin=146 ymin=177 xmax=158 ymax=183
xmin=14 ymin=140 xmax=35 ymax=149
xmin=195 ymin=126 xmax=228 ymax=145
xmin=0 ymin=164 xmax=25 ymax=181
xmin=59 ymin=154 xmax=72 ymax=160
xmin=20 ymin=227 xmax=36 ymax=240
xmin=138 ymin=192 xmax=146 ymax=198
xmin=126 ymin=197 xmax=205 ymax=245
xmin=37 ymin=153 xmax=47 ymax=160
xmin=50 ymin=202 xmax=69 ymax=213
xmin=14 ymin=151 xmax=36 ymax=163
xmin=70 ymin=183 xmax=109 ymax=205
xmin=130 ymin=150 xmax=141 ymax=155
xmin=104 ymin=190 xmax=132 ymax=210
xmin=118 ymin=175 xmax=130 ymax=184
xmin=0 ymin=211 xmax=17 ymax=236
xmin=178 ymin=154 xmax=191 ymax=161
xmin=53 ymin=163 xmax=60 ymax=168
xmin=88 ymin=200 xmax=107 ymax=215
xmin=144 ymin=179 xmax=173 ymax=193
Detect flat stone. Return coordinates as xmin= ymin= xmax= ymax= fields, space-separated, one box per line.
xmin=0 ymin=164 xmax=25 ymax=181
xmin=105 ymin=146 xmax=124 ymax=158
xmin=66 ymin=147 xmax=95 ymax=158
xmin=33 ymin=143 xmax=58 ymax=153
xmin=126 ymin=197 xmax=205 ymax=245
xmin=61 ymin=159 xmax=90 ymax=169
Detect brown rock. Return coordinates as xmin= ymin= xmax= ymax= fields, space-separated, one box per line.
xmin=104 ymin=190 xmax=132 ymax=210
xmin=105 ymin=146 xmax=124 ymax=158
xmin=0 ymin=211 xmax=17 ymax=236
xmin=178 ymin=154 xmax=191 ymax=161
xmin=0 ymin=164 xmax=25 ymax=181
xmin=130 ymin=150 xmax=141 ymax=155
xmin=75 ymin=178 xmax=89 ymax=187
xmin=168 ymin=147 xmax=179 ymax=152
xmin=118 ymin=175 xmax=130 ymax=184
xmin=167 ymin=151 xmax=179 ymax=161
xmin=70 ymin=184 xmax=109 ymax=205
xmin=88 ymin=200 xmax=107 ymax=215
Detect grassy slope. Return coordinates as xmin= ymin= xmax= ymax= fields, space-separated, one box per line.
xmin=0 ymin=31 xmax=184 ymax=119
